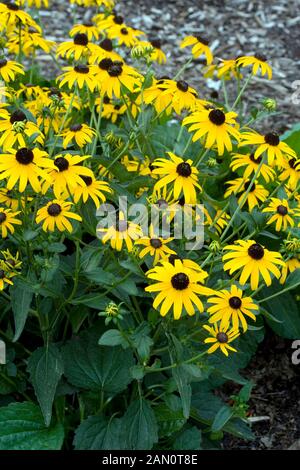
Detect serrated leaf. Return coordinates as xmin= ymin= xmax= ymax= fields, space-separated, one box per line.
xmin=98 ymin=330 xmax=129 ymax=348
xmin=0 ymin=402 xmax=64 ymax=450
xmin=74 ymin=415 xmax=123 ymax=450
xmin=121 ymin=399 xmax=158 ymax=450
xmin=154 ymin=403 xmax=186 ymax=438
xmin=173 ymin=426 xmax=202 ymax=450
xmin=27 ymin=345 xmax=64 ymax=426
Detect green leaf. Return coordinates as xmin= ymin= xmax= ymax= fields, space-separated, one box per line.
xmin=239 ymin=381 xmax=254 ymax=402
xmin=172 ymin=366 xmax=191 ymax=419
xmin=98 ymin=330 xmax=128 ymax=348
xmin=121 ymin=399 xmax=158 ymax=450
xmin=0 ymin=402 xmax=64 ymax=450
xmin=130 ymin=322 xmax=153 ymax=361
xmin=27 ymin=345 xmax=64 ymax=426
xmin=10 ymin=279 xmax=33 ymax=342
xmin=154 ymin=403 xmax=186 ymax=438
xmin=74 ymin=415 xmax=123 ymax=450
xmin=71 ymin=294 xmax=109 ymax=310
xmin=211 ymin=405 xmax=234 ymax=433
xmin=173 ymin=426 xmax=202 ymax=450
xmin=260 ymin=286 xmax=300 ymax=338
xmin=62 ymin=330 xmax=134 ymax=395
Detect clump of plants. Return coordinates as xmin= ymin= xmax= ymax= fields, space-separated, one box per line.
xmin=0 ymin=0 xmax=299 ymax=451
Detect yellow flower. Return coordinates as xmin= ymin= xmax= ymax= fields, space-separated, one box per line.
xmin=278 ymin=156 xmax=300 ymax=190
xmin=143 ymin=77 xmax=173 ymax=115
xmin=98 ymin=211 xmax=142 ymax=252
xmin=262 ymin=198 xmax=295 ymax=232
xmin=203 ymin=323 xmax=240 ymax=356
xmin=44 ymin=154 xmax=94 ymax=198
xmin=183 ymin=108 xmax=240 ymax=155
xmin=0 ymin=147 xmax=54 ymax=193
xmin=0 ymin=188 xmax=19 ymax=211
xmin=73 ymin=176 xmax=112 ymax=208
xmin=0 ymin=260 xmax=16 ymax=290
xmin=224 ymin=178 xmax=269 ymax=212
xmin=207 ymin=285 xmax=258 ymax=332
xmin=0 ymin=59 xmax=24 ymax=82
xmin=95 ymin=59 xmax=142 ymax=98
xmin=89 ymin=38 xmax=122 ymax=64
xmin=36 ymin=200 xmax=82 ymax=233
xmin=158 ymin=79 xmax=198 ymax=115
xmin=57 ymin=65 xmax=97 ymax=91
xmin=223 ymin=240 xmax=285 ymax=290
xmin=239 ymin=130 xmax=296 ymax=166
xmin=0 ymin=2 xmax=38 ymax=30
xmin=0 ymin=109 xmax=43 ymax=150
xmin=149 ymin=39 xmax=166 ymax=64
xmin=135 ymin=225 xmax=175 ymax=265
xmin=180 ymin=35 xmax=213 ymax=64
xmin=1 ymin=249 xmax=22 ymax=271
xmin=7 ymin=28 xmax=55 ymax=56
xmin=107 ymin=25 xmax=144 ymax=47
xmin=217 ymin=58 xmax=242 ymax=80
xmin=60 ymin=123 xmax=95 ymax=149
xmin=0 ymin=208 xmax=22 ymax=238
xmin=236 ymin=54 xmax=272 ymax=79
xmin=280 ymin=256 xmax=300 ymax=284
xmin=152 ymin=152 xmax=201 ymax=204
xmin=145 ymin=259 xmax=213 ymax=320
xmin=70 ymin=21 xmax=100 ymax=41
xmin=230 ymin=152 xmax=275 ymax=183
xmin=56 ymin=33 xmax=97 ymax=61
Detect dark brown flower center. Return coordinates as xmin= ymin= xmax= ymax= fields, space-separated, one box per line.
xmin=70 ymin=123 xmax=82 ymax=132
xmin=103 ymin=96 xmax=110 ymax=104
xmin=0 ymin=270 xmax=5 ymax=279
xmin=169 ymin=254 xmax=180 ymax=265
xmin=81 ymin=175 xmax=93 ymax=186
xmin=83 ymin=22 xmax=93 ymax=27
xmin=0 ymin=212 xmax=7 ymax=224
xmin=49 ymin=87 xmax=62 ymax=98
xmin=288 ymin=158 xmax=296 ymax=169
xmin=216 ymin=332 xmax=228 ymax=343
xmin=108 ymin=64 xmax=123 ymax=77
xmin=178 ymin=195 xmax=185 ymax=206
xmin=120 ymin=27 xmax=128 ymax=35
xmin=99 ymin=58 xmax=113 ymax=70
xmin=176 ymin=80 xmax=189 ymax=92
xmin=73 ymin=33 xmax=88 ymax=46
xmin=15 ymin=148 xmax=34 ymax=165
xmin=277 ymin=204 xmax=288 ymax=216
xmin=7 ymin=2 xmax=19 ymax=11
xmin=176 ymin=162 xmax=192 ymax=177
xmin=254 ymin=53 xmax=267 ymax=62
xmin=10 ymin=110 xmax=26 ymax=124
xmin=209 ymin=109 xmax=226 ymax=125
xmin=264 ymin=132 xmax=280 ymax=146
xmin=171 ymin=272 xmax=189 ymax=290
xmin=150 ymin=238 xmax=162 ymax=249
xmin=99 ymin=38 xmax=113 ymax=51
xmin=47 ymin=203 xmax=62 ymax=216
xmin=74 ymin=65 xmax=89 ymax=74
xmin=229 ymin=296 xmax=242 ymax=309
xmin=248 ymin=243 xmax=264 ymax=260
xmin=244 ymin=181 xmax=255 ymax=192
xmin=54 ymin=157 xmax=69 ymax=171
xmin=249 ymin=153 xmax=262 ymax=163
xmin=150 ymin=39 xmax=161 ymax=49
xmin=0 ymin=58 xmax=8 ymax=68
xmin=114 ymin=104 xmax=121 ymax=110
xmin=196 ymin=35 xmax=209 ymax=45
xmin=113 ymin=15 xmax=124 ymax=25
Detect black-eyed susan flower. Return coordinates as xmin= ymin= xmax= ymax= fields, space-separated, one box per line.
xmin=0 ymin=261 xmax=16 ymax=291
xmin=7 ymin=28 xmax=55 ymax=56
xmin=207 ymin=284 xmax=258 ymax=332
xmin=217 ymin=58 xmax=242 ymax=80
xmin=145 ymin=259 xmax=213 ymax=320
xmin=89 ymin=38 xmax=122 ymax=64
xmin=0 ymin=147 xmax=54 ymax=193
xmin=44 ymin=154 xmax=94 ymax=198
xmin=23 ymin=0 xmax=49 ymax=7
xmin=98 ymin=211 xmax=142 ymax=252
xmin=0 ymin=58 xmax=24 ymax=82
xmin=224 ymin=178 xmax=269 ymax=212
xmin=0 ymin=2 xmax=38 ymax=30
xmin=0 ymin=207 xmax=21 ymax=238
xmin=223 ymin=240 xmax=285 ymax=290
xmin=262 ymin=198 xmax=295 ymax=232
xmin=95 ymin=59 xmax=142 ymax=98
xmin=168 ymin=254 xmax=209 ymax=280
xmin=73 ymin=175 xmax=112 ymax=208
xmin=58 ymin=65 xmax=97 ymax=91
xmin=153 ymin=152 xmax=201 ymax=204
xmin=280 ymin=255 xmax=300 ymax=284
xmin=143 ymin=77 xmax=173 ymax=115
xmin=236 ymin=53 xmax=272 ymax=80
xmin=70 ymin=21 xmax=100 ymax=41
xmin=180 ymin=35 xmax=213 ymax=65
xmin=159 ymin=79 xmax=198 ymax=115
xmin=183 ymin=108 xmax=240 ymax=155
xmin=1 ymin=249 xmax=22 ymax=271
xmin=203 ymin=323 xmax=240 ymax=356
xmin=135 ymin=225 xmax=176 ymax=265
xmin=279 ymin=157 xmax=300 ymax=190
xmin=0 ymin=109 xmax=43 ymax=150
xmin=36 ymin=200 xmax=82 ymax=233
xmin=57 ymin=33 xmax=97 ymax=61
xmin=149 ymin=39 xmax=166 ymax=64
xmin=230 ymin=152 xmax=275 ymax=183
xmin=108 ymin=25 xmax=144 ymax=47
xmin=99 ymin=97 xmax=126 ymax=122
xmin=60 ymin=123 xmax=95 ymax=149
xmin=0 ymin=189 xmax=19 ymax=211
xmin=239 ymin=129 xmax=296 ymax=166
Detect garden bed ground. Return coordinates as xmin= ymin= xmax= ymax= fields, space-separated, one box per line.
xmin=38 ymin=0 xmax=300 ymax=450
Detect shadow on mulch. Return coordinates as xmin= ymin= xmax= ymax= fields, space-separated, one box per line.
xmin=221 ymin=327 xmax=300 ymax=450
